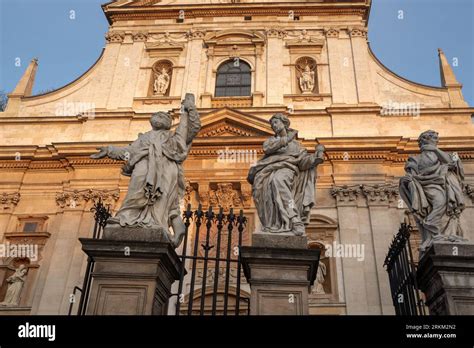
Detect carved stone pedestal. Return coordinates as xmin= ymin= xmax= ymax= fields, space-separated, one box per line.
xmin=241 ymin=235 xmax=319 ymax=315
xmin=416 ymin=242 xmax=474 ymax=315
xmin=79 ymin=238 xmax=181 ymax=315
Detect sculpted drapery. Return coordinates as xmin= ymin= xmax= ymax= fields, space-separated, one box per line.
xmin=248 ymin=113 xmax=325 ymax=236
xmin=91 ymin=94 xmax=200 ymax=246
xmin=399 ymin=130 xmax=466 ymax=252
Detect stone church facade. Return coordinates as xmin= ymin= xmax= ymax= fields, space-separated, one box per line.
xmin=0 ymin=0 xmax=473 ymax=315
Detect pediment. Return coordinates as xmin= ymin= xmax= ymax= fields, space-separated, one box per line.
xmin=197 ymin=108 xmax=274 ymax=138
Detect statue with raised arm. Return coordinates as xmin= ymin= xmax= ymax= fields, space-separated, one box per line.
xmin=248 ymin=113 xmax=325 ymax=236
xmin=91 ymin=94 xmax=201 ymax=247
xmin=399 ymin=130 xmax=467 ymax=252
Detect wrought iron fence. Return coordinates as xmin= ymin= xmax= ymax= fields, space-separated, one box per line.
xmin=68 ymin=199 xmax=111 ymax=316
xmin=173 ymin=204 xmax=250 ymax=316
xmin=70 ymin=201 xmax=249 ymax=316
xmin=384 ymin=222 xmax=426 ymax=316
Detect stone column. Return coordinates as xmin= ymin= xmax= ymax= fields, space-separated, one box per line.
xmin=80 ymin=233 xmax=182 ymax=315
xmin=416 ymin=242 xmax=474 ymax=315
xmin=241 ymin=235 xmax=319 ymax=315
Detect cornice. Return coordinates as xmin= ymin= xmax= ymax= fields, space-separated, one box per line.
xmin=103 ymin=3 xmax=370 ymax=25
xmin=1 ymin=138 xmax=473 ymax=170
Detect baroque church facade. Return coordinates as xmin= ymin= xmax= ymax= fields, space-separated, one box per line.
xmin=0 ymin=0 xmax=473 ymax=315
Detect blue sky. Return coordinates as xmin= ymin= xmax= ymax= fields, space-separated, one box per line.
xmin=0 ymin=0 xmax=473 ymax=106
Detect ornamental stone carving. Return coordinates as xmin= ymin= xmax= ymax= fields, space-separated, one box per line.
xmin=1 ymin=192 xmax=20 ymax=210
xmin=266 ymin=28 xmax=288 ymax=39
xmin=55 ymin=189 xmax=120 ymax=209
xmin=105 ymin=31 xmax=125 ymax=43
xmin=133 ymin=31 xmax=148 ymax=42
xmin=185 ymin=29 xmax=206 ymax=40
xmin=361 ymin=184 xmax=399 ymax=204
xmin=325 ymin=28 xmax=340 ymax=38
xmin=465 ymin=184 xmax=474 ymax=203
xmin=209 ymin=183 xmax=242 ymax=211
xmin=331 ymin=185 xmax=360 ymax=203
xmin=349 ymin=27 xmax=368 ymax=38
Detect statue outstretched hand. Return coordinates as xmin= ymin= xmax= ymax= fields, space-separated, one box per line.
xmin=90 ymin=147 xmax=108 ymax=159
xmin=316 ymin=144 xmax=325 ymax=158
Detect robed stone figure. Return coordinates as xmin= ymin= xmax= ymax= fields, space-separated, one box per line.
xmin=399 ymin=130 xmax=466 ymax=252
xmin=248 ymin=113 xmax=325 ymax=236
xmin=91 ymin=94 xmax=201 ymax=247
xmin=0 ymin=264 xmax=27 ymax=307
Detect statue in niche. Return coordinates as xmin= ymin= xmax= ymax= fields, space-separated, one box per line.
xmin=299 ymin=65 xmax=315 ymax=94
xmin=399 ymin=130 xmax=467 ymax=252
xmin=0 ymin=264 xmax=28 ymax=307
xmin=91 ymin=94 xmax=201 ymax=247
xmin=313 ymin=260 xmax=327 ymax=294
xmin=248 ymin=113 xmax=325 ymax=236
xmin=153 ymin=67 xmax=171 ymax=96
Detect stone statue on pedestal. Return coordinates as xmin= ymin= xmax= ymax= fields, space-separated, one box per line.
xmin=399 ymin=130 xmax=467 ymax=252
xmin=0 ymin=264 xmax=27 ymax=307
xmin=248 ymin=113 xmax=325 ymax=236
xmin=91 ymin=94 xmax=201 ymax=247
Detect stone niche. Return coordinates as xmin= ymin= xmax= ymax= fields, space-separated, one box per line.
xmin=305 ymin=214 xmax=345 ymax=314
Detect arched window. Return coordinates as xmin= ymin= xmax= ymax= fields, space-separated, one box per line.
xmin=215 ymin=60 xmax=251 ymax=97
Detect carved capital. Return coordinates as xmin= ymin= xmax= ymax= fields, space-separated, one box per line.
xmin=1 ymin=192 xmax=20 ymax=210
xmin=331 ymin=185 xmax=360 ymax=205
xmin=349 ymin=27 xmax=368 ymax=38
xmin=185 ymin=29 xmax=206 ymax=40
xmin=105 ymin=31 xmax=125 ymax=43
xmin=266 ymin=28 xmax=288 ymax=39
xmin=324 ymin=28 xmax=340 ymax=39
xmin=133 ymin=31 xmax=148 ymax=42
xmin=55 ymin=189 xmax=120 ymax=209
xmin=361 ymin=184 xmax=399 ymax=205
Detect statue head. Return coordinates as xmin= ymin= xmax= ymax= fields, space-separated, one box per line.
xmin=150 ymin=112 xmax=172 ymax=130
xmin=418 ymin=130 xmax=439 ymax=148
xmin=304 ymin=65 xmax=311 ymax=72
xmin=270 ymin=113 xmax=290 ymax=134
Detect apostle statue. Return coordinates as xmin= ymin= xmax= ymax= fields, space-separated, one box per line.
xmin=0 ymin=264 xmax=28 ymax=307
xmin=248 ymin=113 xmax=325 ymax=236
xmin=153 ymin=68 xmax=171 ymax=96
xmin=399 ymin=130 xmax=466 ymax=252
xmin=299 ymin=65 xmax=315 ymax=94
xmin=91 ymin=94 xmax=201 ymax=247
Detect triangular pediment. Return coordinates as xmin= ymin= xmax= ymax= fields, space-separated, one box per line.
xmin=197 ymin=108 xmax=274 ymax=138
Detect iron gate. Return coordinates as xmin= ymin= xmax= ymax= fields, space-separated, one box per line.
xmin=70 ymin=201 xmax=249 ymax=316
xmin=384 ymin=222 xmax=426 ymax=315
xmin=173 ymin=204 xmax=249 ymax=316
